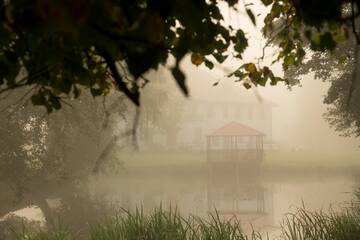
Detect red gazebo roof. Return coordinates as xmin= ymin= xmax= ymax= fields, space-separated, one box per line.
xmin=208 ymin=122 xmax=265 ymax=137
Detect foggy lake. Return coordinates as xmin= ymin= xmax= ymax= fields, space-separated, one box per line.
xmin=2 ymin=1 xmax=360 ymax=239
xmin=91 ymin=152 xmax=359 ymax=237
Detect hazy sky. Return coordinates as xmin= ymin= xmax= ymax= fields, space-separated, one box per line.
xmin=175 ymin=2 xmax=360 ymax=150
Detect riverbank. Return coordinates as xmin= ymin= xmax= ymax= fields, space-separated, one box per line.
xmin=117 ymin=150 xmax=360 ymax=181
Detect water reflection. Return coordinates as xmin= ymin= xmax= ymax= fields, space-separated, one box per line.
xmin=93 ymin=153 xmax=355 ymax=236
xmin=206 ymin=123 xmax=274 ymax=232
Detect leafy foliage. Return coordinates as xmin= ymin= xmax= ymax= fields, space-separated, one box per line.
xmin=262 ymin=0 xmax=350 ymax=70
xmin=281 ymin=205 xmax=360 ymax=240
xmin=283 ymin=38 xmax=360 ymax=137
xmin=263 ymin=0 xmax=360 ymax=137
xmin=0 ymin=88 xmax=129 ymax=228
xmin=1 ymin=0 xmax=360 ymax=112
xmin=0 ymin=0 xmax=252 ymax=111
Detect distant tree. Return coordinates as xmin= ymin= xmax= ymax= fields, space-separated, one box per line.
xmin=2 ymin=0 xmax=360 ymax=232
xmin=139 ymin=69 xmax=185 ymax=147
xmin=284 ymin=38 xmax=360 ymax=138
xmin=0 ymin=88 xmax=129 ymax=229
xmin=262 ymin=0 xmax=360 ymax=137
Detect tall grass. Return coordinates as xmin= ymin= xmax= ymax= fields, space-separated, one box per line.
xmin=281 ymin=207 xmax=360 ymax=240
xmin=89 ymin=207 xmax=260 ymax=240
xmin=5 ymin=195 xmax=360 ymax=240
xmin=281 ymin=190 xmax=360 ymax=240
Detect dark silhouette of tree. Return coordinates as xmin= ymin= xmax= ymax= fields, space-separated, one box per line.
xmin=0 ymin=87 xmax=129 ymax=230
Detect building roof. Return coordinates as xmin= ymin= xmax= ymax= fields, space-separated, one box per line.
xmin=208 ymin=122 xmax=265 ymax=137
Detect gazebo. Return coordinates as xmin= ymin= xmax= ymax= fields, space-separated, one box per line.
xmin=206 ymin=121 xmax=265 ymax=164
xmin=206 ymin=122 xmax=266 ymax=214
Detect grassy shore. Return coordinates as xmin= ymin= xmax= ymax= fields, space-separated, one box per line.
xmin=8 ymin=202 xmax=360 ymax=240
xmin=117 ymin=150 xmax=360 ymax=178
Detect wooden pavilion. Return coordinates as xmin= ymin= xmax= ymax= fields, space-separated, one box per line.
xmin=206 ymin=122 xmax=266 ymax=214
xmin=206 ymin=121 xmax=265 ymax=164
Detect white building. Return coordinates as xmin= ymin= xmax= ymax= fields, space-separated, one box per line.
xmin=139 ymin=67 xmax=275 ymax=150
xmin=177 ymin=99 xmax=274 ymax=149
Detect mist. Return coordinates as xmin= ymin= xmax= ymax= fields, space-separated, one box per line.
xmin=1 ymin=1 xmax=360 ymax=240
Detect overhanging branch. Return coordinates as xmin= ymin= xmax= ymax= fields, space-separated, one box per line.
xmin=98 ymin=48 xmax=140 ymax=106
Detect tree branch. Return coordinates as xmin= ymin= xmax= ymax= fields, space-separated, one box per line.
xmin=351 ymin=2 xmax=360 ymax=44
xmin=92 ymin=131 xmax=131 ymax=174
xmin=88 ymin=21 xmax=169 ymax=51
xmin=98 ymin=48 xmax=140 ymax=106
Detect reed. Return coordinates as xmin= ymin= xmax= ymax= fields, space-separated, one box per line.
xmin=281 ymin=206 xmax=360 ymax=240
xmin=7 ymin=193 xmax=360 ymax=240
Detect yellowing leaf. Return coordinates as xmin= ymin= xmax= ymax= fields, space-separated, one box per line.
xmin=244 ymin=63 xmax=257 ymax=73
xmin=191 ymin=53 xmax=204 ymax=66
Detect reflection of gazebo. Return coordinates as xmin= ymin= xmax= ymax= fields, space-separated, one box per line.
xmin=206 ymin=122 xmax=266 ymax=214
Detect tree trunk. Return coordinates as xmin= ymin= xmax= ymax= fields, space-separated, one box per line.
xmin=35 ymin=198 xmax=55 ymax=229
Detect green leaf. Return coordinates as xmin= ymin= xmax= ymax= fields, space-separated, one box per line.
xmin=31 ymin=92 xmax=46 ymax=106
xmin=54 ymin=79 xmax=72 ymax=94
xmin=227 ymin=0 xmax=238 ymax=7
xmin=243 ymin=82 xmax=252 ymax=89
xmin=261 ymin=0 xmax=273 ymax=6
xmin=209 ymin=5 xmax=223 ymax=20
xmin=171 ymin=66 xmax=188 ymax=96
xmin=246 ymin=9 xmax=256 ymax=25
xmin=49 ymin=95 xmax=61 ymax=110
xmin=271 ymin=3 xmax=282 ymax=18
xmin=233 ymin=30 xmax=248 ymax=57
xmin=205 ymin=59 xmax=214 ymax=70
xmin=284 ymin=55 xmax=295 ymax=65
xmin=249 ymin=71 xmax=263 ymax=84
xmin=234 ymin=70 xmax=247 ymax=80
xmin=0 ymin=61 xmax=10 ymax=78
xmin=320 ymin=32 xmax=337 ymax=51
xmin=90 ymin=88 xmax=103 ymax=97
xmin=244 ymin=63 xmax=257 ymax=73
xmin=213 ymin=53 xmax=227 ymax=63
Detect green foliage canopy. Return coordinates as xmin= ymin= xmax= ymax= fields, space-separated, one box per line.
xmin=0 ymin=0 xmax=359 ymax=112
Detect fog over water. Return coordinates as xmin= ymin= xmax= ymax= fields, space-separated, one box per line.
xmin=1 ymin=2 xmax=360 ymax=240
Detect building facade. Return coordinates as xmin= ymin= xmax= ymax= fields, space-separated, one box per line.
xmin=176 ymin=100 xmax=274 ymax=150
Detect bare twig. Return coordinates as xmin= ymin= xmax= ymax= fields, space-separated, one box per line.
xmin=351 ymin=2 xmax=360 ymax=44
xmin=0 ymin=90 xmax=13 ymax=101
xmin=59 ymin=98 xmax=73 ymax=108
xmin=345 ymin=3 xmax=360 ymax=110
xmin=258 ymin=17 xmax=295 ymax=65
xmin=132 ymin=107 xmax=140 ymax=151
xmin=88 ymin=20 xmax=169 ymax=51
xmin=347 ymin=44 xmax=359 ymax=109
xmin=0 ymin=85 xmax=37 ymax=115
xmin=0 ymin=65 xmax=55 ymax=96
xmin=139 ymin=75 xmax=150 ymax=88
xmin=92 ymin=131 xmax=132 ymax=174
